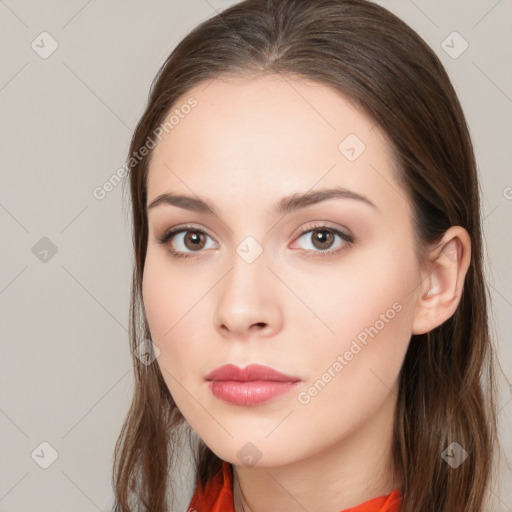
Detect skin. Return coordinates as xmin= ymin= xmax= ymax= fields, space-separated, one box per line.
xmin=142 ymin=73 xmax=471 ymax=512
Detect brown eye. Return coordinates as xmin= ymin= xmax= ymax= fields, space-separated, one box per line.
xmin=310 ymin=229 xmax=335 ymax=250
xmin=158 ymin=226 xmax=216 ymax=258
xmin=182 ymin=231 xmax=207 ymax=251
xmin=294 ymin=224 xmax=354 ymax=258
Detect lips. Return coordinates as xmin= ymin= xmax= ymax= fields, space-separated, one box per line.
xmin=205 ymin=363 xmax=301 ymax=382
xmin=205 ymin=363 xmax=301 ymax=406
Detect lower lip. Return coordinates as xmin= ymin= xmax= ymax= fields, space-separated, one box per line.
xmin=207 ymin=380 xmax=299 ymax=406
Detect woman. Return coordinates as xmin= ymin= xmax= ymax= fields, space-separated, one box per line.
xmin=112 ymin=1 xmax=500 ymax=511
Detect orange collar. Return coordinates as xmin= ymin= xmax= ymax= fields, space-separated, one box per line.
xmin=187 ymin=461 xmax=402 ymax=512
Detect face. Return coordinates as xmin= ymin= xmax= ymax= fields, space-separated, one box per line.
xmin=142 ymin=73 xmax=423 ymax=467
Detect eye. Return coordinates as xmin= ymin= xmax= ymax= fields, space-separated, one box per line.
xmin=293 ymin=223 xmax=354 ymax=258
xmin=158 ymin=222 xmax=354 ymax=259
xmin=158 ymin=224 xmax=217 ymax=258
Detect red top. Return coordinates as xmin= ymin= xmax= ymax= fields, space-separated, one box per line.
xmin=187 ymin=461 xmax=402 ymax=512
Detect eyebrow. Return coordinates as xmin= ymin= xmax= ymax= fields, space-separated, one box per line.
xmin=146 ymin=186 xmax=378 ymax=215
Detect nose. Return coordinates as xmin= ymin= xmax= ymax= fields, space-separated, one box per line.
xmin=213 ymin=251 xmax=283 ymax=340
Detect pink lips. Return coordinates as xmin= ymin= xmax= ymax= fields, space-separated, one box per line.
xmin=205 ymin=363 xmax=301 ymax=406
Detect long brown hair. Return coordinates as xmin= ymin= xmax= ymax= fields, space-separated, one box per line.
xmin=112 ymin=0 xmax=502 ymax=510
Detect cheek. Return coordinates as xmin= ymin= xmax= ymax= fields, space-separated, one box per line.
xmin=142 ymin=254 xmax=177 ymax=341
xmin=290 ymin=272 xmax=415 ymax=447
xmin=294 ymin=245 xmax=416 ymax=344
xmin=142 ymin=254 xmax=190 ymax=369
xmin=142 ymin=249 xmax=205 ymax=338
xmin=292 ymin=245 xmax=418 ymax=393
xmin=141 ymin=253 xmax=213 ymax=386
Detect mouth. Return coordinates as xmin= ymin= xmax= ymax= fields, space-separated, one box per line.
xmin=205 ymin=363 xmax=302 ymax=406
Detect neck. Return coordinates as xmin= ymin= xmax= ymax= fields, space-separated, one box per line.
xmin=232 ymin=392 xmax=401 ymax=512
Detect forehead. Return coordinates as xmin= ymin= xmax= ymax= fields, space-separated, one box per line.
xmin=146 ymin=73 xmax=404 ymax=217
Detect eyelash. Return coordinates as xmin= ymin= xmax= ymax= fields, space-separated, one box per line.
xmin=157 ymin=222 xmax=355 ymax=259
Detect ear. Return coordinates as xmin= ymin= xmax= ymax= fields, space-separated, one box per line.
xmin=411 ymin=226 xmax=471 ymax=335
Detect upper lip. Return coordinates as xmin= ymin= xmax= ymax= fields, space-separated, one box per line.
xmin=205 ymin=363 xmax=301 ymax=382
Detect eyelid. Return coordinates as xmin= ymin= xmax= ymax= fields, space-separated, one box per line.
xmin=293 ymin=220 xmax=351 ymax=238
xmin=159 ymin=223 xmax=213 ymax=242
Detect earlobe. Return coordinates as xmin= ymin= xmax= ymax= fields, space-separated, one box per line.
xmin=411 ymin=226 xmax=471 ymax=335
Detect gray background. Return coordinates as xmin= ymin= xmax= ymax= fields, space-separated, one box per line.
xmin=0 ymin=0 xmax=511 ymax=511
